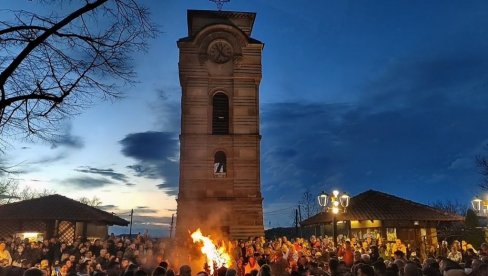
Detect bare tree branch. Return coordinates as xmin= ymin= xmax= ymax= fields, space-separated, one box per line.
xmin=299 ymin=190 xmax=319 ymax=219
xmin=0 ymin=0 xmax=158 ymax=145
xmin=0 ymin=176 xmax=54 ymax=205
xmin=78 ymin=195 xmax=102 ymax=207
xmin=431 ymin=199 xmax=467 ymax=216
xmin=476 ymin=155 xmax=488 ymax=190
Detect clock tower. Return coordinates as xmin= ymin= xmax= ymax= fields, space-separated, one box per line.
xmin=175 ymin=10 xmax=264 ymax=239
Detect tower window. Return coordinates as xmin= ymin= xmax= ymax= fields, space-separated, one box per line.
xmin=214 ymin=151 xmax=226 ymax=175
xmin=212 ymin=93 xmax=229 ymax=134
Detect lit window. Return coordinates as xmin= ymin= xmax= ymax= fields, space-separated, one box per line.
xmin=214 ymin=151 xmax=226 ymax=174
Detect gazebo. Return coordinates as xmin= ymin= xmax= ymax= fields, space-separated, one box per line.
xmin=301 ymin=190 xmax=464 ymax=248
xmin=0 ymin=194 xmax=129 ymax=242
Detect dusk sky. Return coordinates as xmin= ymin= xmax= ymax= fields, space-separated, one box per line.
xmin=2 ymin=0 xmax=488 ymax=236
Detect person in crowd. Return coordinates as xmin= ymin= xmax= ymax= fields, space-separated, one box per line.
xmin=24 ymin=267 xmax=44 ymax=276
xmin=179 ymin=265 xmax=191 ymax=276
xmin=438 ymin=241 xmax=450 ymax=258
xmin=357 ymin=263 xmax=375 ymax=276
xmin=0 ymin=241 xmax=12 ymax=266
xmin=372 ymin=260 xmax=386 ymax=276
xmin=339 ymin=241 xmax=355 ymax=267
xmin=244 ymin=257 xmax=260 ymax=275
xmin=392 ymin=240 xmax=407 ymax=255
xmin=269 ymin=251 xmax=287 ymax=276
xmin=0 ymin=233 xmax=486 ymax=276
xmin=235 ymin=258 xmax=245 ymax=276
xmin=11 ymin=244 xmax=26 ymax=267
xmin=403 ymin=262 xmax=421 ymax=276
xmin=447 ymin=245 xmax=462 ymax=263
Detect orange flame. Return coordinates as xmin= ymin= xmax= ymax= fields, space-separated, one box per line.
xmin=191 ymin=229 xmax=232 ymax=274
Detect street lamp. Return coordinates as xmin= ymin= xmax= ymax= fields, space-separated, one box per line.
xmin=472 ymin=196 xmax=486 ymax=214
xmin=317 ymin=189 xmax=350 ymax=248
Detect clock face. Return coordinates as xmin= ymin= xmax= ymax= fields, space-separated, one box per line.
xmin=208 ymin=41 xmax=232 ymax=64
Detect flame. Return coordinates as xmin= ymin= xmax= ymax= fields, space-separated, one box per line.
xmin=191 ymin=229 xmax=232 ymax=274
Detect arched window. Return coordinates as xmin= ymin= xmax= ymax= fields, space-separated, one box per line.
xmin=214 ymin=151 xmax=226 ymax=174
xmin=212 ymin=92 xmax=229 ymax=134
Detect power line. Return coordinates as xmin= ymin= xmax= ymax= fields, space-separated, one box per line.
xmin=264 ymin=206 xmax=294 ymax=214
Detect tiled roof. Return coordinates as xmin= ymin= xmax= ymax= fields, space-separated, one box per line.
xmin=301 ymin=190 xmax=464 ymax=226
xmin=187 ymin=10 xmax=256 ymax=37
xmin=0 ymin=194 xmax=129 ymax=226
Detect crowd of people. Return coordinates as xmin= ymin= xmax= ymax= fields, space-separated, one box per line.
xmin=0 ymin=234 xmax=487 ymax=276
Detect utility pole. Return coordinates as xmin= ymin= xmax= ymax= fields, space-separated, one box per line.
xmin=298 ymin=205 xmax=302 ymax=222
xmin=129 ymin=209 xmax=133 ymax=237
xmin=298 ymin=205 xmax=303 ymax=237
xmin=169 ymin=213 xmax=175 ymax=238
xmin=295 ymin=209 xmax=299 ymax=236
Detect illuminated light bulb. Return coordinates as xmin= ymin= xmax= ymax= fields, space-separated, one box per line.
xmin=472 ymin=197 xmax=483 ymax=211
xmin=332 ymin=207 xmax=339 ymax=214
xmin=333 ymin=190 xmax=339 ymax=197
xmin=333 ymin=201 xmax=339 ymax=207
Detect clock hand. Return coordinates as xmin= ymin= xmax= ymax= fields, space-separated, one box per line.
xmin=217 ymin=45 xmax=230 ymax=59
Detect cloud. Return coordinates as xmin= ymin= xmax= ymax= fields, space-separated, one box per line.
xmin=130 ymin=215 xmax=172 ymax=225
xmin=109 ymin=215 xmax=173 ymax=237
xmin=62 ymin=176 xmax=113 ymax=188
xmin=23 ymin=124 xmax=84 ymax=168
xmin=260 ymin=53 xmax=488 ymax=213
xmin=29 ymin=152 xmax=69 ymax=166
xmin=50 ymin=123 xmax=84 ymax=149
xmin=150 ymin=88 xmax=181 ymax=132
xmin=75 ymin=166 xmax=129 ymax=183
xmin=120 ymin=132 xmax=178 ymax=161
xmin=134 ymin=206 xmax=158 ymax=214
xmin=156 ymin=183 xmax=178 ymax=196
xmin=362 ymin=55 xmax=488 ymax=112
xmin=51 ymin=134 xmax=84 ymax=149
xmin=120 ymin=131 xmax=179 ymax=196
xmin=98 ymin=204 xmax=119 ymax=212
xmin=449 ymin=157 xmax=474 ymax=170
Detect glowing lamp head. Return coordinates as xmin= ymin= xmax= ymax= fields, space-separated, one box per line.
xmin=317 ymin=192 xmax=328 ymax=207
xmin=332 ymin=207 xmax=339 ymax=214
xmin=472 ymin=197 xmax=482 ymax=212
xmin=340 ymin=193 xmax=350 ymax=208
xmin=332 ymin=190 xmax=339 ymax=197
xmin=333 ymin=201 xmax=339 ymax=207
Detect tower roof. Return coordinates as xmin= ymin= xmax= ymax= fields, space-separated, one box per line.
xmin=186 ymin=10 xmax=257 ymax=37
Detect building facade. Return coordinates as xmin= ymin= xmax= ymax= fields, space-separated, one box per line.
xmin=176 ymin=10 xmax=265 ymax=239
xmin=301 ymin=190 xmax=464 ymax=256
xmin=0 ymin=195 xmax=128 ymax=242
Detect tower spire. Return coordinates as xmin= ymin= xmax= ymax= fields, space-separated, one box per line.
xmin=209 ymin=0 xmax=230 ymax=11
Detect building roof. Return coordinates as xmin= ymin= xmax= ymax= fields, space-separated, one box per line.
xmin=0 ymin=194 xmax=129 ymax=226
xmin=301 ymin=190 xmax=464 ymax=226
xmin=187 ymin=10 xmax=257 ymax=37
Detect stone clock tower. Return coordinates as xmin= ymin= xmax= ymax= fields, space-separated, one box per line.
xmin=175 ymin=10 xmax=264 ymax=239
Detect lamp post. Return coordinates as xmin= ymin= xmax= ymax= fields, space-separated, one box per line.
xmin=317 ymin=190 xmax=350 ymax=248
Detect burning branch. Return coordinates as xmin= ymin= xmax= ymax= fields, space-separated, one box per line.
xmin=190 ymin=229 xmax=231 ymax=274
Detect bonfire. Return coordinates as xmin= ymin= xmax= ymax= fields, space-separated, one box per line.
xmin=191 ymin=229 xmax=232 ymax=274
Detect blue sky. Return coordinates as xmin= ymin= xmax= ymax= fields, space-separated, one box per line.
xmin=2 ymin=0 xmax=488 ymax=236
